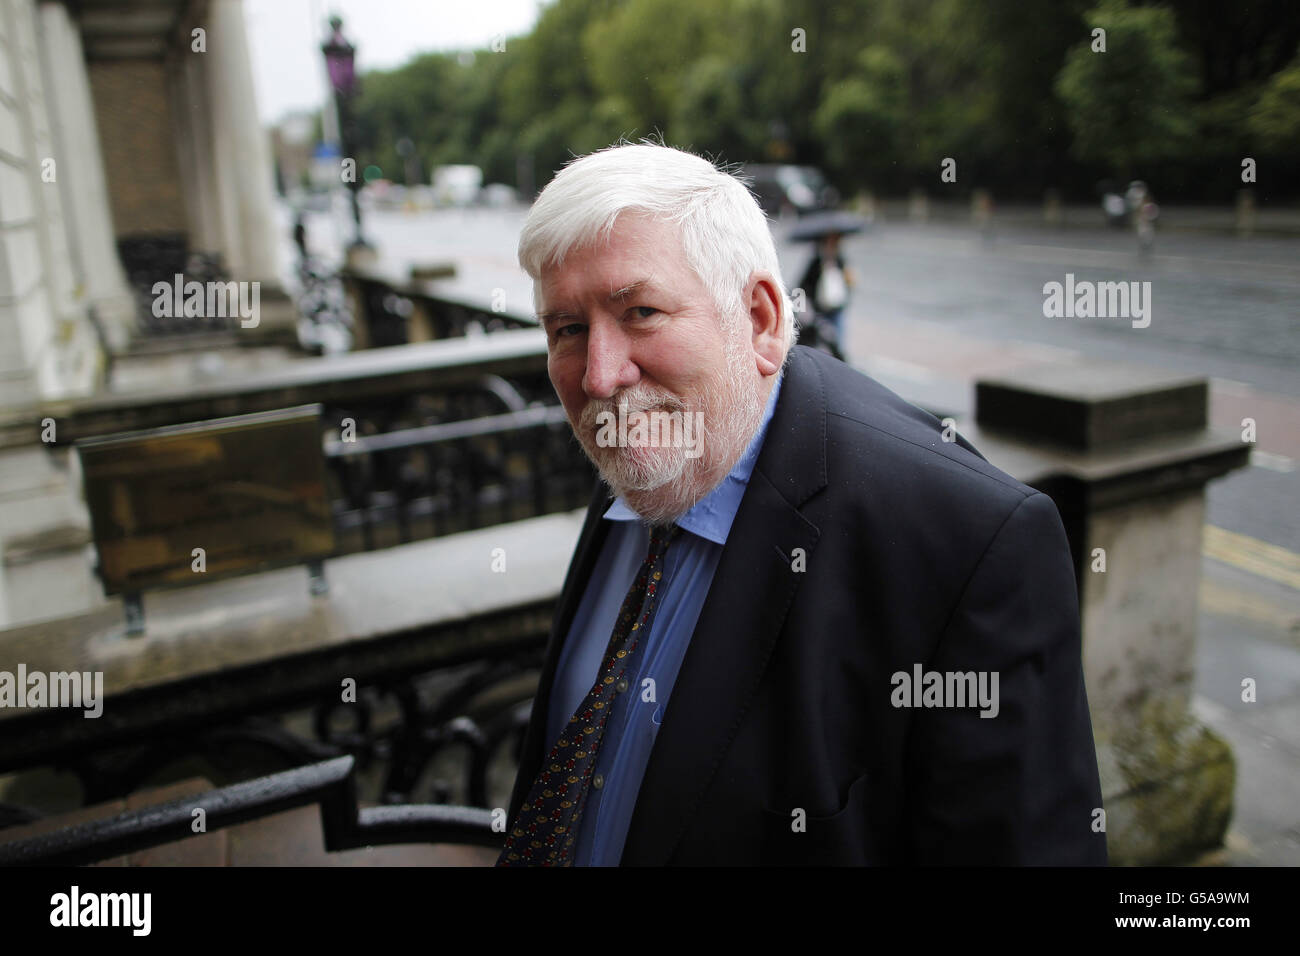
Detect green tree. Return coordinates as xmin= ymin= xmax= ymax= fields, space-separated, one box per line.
xmin=671 ymin=54 xmax=765 ymax=160
xmin=333 ymin=0 xmax=1300 ymax=203
xmin=812 ymin=46 xmax=907 ymax=189
xmin=582 ymin=0 xmax=739 ymax=135
xmin=496 ymin=0 xmax=626 ymax=187
xmin=1249 ymin=46 xmax=1300 ymax=154
xmin=1054 ymin=0 xmax=1198 ymax=178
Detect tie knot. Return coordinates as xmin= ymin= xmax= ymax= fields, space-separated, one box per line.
xmin=647 ymin=523 xmax=679 ymax=557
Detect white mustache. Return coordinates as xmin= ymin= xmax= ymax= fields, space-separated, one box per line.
xmin=579 ymin=389 xmax=688 ymax=432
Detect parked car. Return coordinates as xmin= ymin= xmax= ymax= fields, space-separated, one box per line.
xmin=742 ymin=164 xmax=839 ymax=217
xmin=480 ymin=183 xmax=518 ymax=207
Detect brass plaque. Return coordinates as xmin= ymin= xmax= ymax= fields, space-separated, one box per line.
xmin=77 ymin=405 xmax=335 ymax=595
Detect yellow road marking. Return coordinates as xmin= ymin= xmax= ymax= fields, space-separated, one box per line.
xmin=1198 ymin=579 xmax=1300 ymax=636
xmin=1203 ymin=526 xmax=1300 ymax=590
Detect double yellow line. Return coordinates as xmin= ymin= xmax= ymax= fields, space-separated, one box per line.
xmin=1203 ymin=526 xmax=1300 ymax=591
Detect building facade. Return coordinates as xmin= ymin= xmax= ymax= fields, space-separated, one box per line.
xmin=0 ymin=0 xmax=282 ymax=408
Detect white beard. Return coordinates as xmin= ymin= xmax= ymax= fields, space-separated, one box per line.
xmin=571 ymin=316 xmax=766 ymax=526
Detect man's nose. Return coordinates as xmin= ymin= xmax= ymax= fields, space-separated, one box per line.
xmin=581 ymin=320 xmax=638 ymax=399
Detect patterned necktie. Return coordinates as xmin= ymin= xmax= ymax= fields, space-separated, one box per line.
xmin=498 ymin=523 xmax=679 ymax=866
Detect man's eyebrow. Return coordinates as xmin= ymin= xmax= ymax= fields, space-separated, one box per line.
xmin=537 ymin=279 xmax=658 ymax=322
xmin=609 ymin=279 xmax=653 ymax=301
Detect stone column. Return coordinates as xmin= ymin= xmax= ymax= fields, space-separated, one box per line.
xmin=201 ymin=0 xmax=283 ymax=291
xmin=169 ymin=38 xmax=227 ymax=261
xmin=0 ymin=0 xmax=98 ymax=405
xmin=969 ymin=360 xmax=1251 ymax=865
xmin=35 ymin=0 xmax=136 ymax=353
xmin=0 ymin=0 xmax=38 ymax=407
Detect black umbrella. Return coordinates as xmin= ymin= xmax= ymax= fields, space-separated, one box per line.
xmin=786 ymin=210 xmax=868 ymax=242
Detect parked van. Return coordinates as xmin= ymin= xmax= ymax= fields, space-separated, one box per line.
xmin=432 ymin=165 xmax=483 ymax=207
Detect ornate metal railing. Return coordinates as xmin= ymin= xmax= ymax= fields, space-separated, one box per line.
xmin=346 ymin=273 xmax=537 ymax=348
xmin=324 ymin=402 xmax=594 ymax=554
xmin=0 ymin=646 xmax=546 ymax=832
xmin=117 ymin=233 xmax=236 ymax=336
xmin=294 ymin=256 xmax=356 ymax=354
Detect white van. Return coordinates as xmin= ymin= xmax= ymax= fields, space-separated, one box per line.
xmin=432 ymin=165 xmax=483 ymax=207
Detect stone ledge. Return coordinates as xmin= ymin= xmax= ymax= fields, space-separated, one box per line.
xmin=3 ymin=522 xmax=91 ymax=567
xmin=976 ymin=360 xmax=1208 ymax=451
xmin=0 ymin=509 xmax=585 ymax=704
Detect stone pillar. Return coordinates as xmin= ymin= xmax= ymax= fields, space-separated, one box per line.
xmin=35 ymin=0 xmax=135 ymax=353
xmin=169 ymin=39 xmax=227 ymax=261
xmin=1043 ymin=189 xmax=1063 ymax=227
xmin=0 ymin=0 xmax=99 ymax=405
xmin=1235 ymin=189 xmax=1256 ymax=239
xmin=201 ymin=0 xmax=283 ymax=291
xmin=0 ymin=0 xmax=38 ymax=407
xmin=907 ymin=188 xmax=928 ymax=223
xmin=969 ymin=360 xmax=1250 ymax=865
xmin=971 ymin=188 xmax=993 ymax=241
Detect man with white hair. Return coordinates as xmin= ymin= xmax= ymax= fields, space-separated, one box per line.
xmin=499 ymin=142 xmax=1106 ymax=866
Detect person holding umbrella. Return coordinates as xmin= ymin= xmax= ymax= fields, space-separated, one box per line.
xmin=791 ymin=211 xmax=865 ymax=360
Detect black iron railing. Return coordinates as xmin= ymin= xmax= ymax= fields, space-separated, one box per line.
xmin=118 ymin=233 xmax=235 ymax=336
xmin=348 ymin=276 xmax=537 ymax=348
xmin=0 ymin=755 xmax=499 ymax=867
xmin=324 ymin=402 xmax=594 ymax=554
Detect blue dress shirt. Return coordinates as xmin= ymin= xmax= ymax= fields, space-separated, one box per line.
xmin=546 ymin=373 xmax=784 ymax=865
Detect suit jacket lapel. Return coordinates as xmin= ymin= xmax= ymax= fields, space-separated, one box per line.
xmin=620 ymin=346 xmax=829 ymax=865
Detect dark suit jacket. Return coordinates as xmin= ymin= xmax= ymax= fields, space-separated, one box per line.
xmin=507 ymin=344 xmax=1107 ymax=865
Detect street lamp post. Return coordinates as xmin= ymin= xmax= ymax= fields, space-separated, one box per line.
xmin=322 ymin=16 xmax=373 ymax=264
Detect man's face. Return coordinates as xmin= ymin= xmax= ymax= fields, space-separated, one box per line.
xmin=538 ymin=213 xmax=769 ymax=523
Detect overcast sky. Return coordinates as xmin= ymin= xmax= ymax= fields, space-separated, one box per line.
xmin=246 ymin=0 xmax=546 ymax=125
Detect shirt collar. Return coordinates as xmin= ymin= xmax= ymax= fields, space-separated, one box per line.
xmin=603 ymin=372 xmax=784 ymax=545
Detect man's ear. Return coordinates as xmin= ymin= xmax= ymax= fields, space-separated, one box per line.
xmin=746 ymin=273 xmax=785 ymax=377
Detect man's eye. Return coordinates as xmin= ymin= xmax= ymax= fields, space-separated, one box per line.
xmin=632 ymin=306 xmax=658 ymax=319
xmin=555 ymin=323 xmax=585 ymax=338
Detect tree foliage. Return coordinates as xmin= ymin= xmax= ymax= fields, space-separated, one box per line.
xmin=331 ymin=0 xmax=1300 ymax=200
xmin=1055 ymin=1 xmax=1197 ymax=178
xmin=1249 ymin=46 xmax=1300 ymax=154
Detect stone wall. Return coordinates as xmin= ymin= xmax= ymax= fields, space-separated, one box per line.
xmin=86 ymin=58 xmax=187 ymax=237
